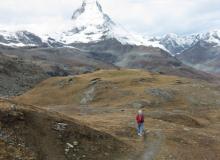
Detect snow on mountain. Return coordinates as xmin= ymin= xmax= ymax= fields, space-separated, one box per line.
xmin=150 ymin=30 xmax=220 ymax=55
xmin=0 ymin=0 xmax=219 ymax=53
xmin=49 ymin=0 xmax=164 ymax=49
xmin=149 ymin=33 xmax=199 ymax=55
xmin=199 ymin=30 xmax=220 ymax=45
xmin=0 ymin=30 xmax=44 ymax=47
xmin=177 ymin=30 xmax=220 ymax=74
xmin=51 ymin=0 xmax=112 ymax=44
xmin=0 ymin=0 xmax=164 ymax=49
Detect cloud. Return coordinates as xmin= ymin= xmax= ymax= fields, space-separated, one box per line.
xmin=102 ymin=0 xmax=220 ymax=35
xmin=0 ymin=0 xmax=219 ymax=36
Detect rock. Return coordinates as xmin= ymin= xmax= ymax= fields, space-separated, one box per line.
xmin=68 ymin=78 xmax=74 ymax=83
xmin=10 ymin=104 xmax=16 ymax=110
xmin=73 ymin=141 xmax=78 ymax=146
xmin=146 ymin=88 xmax=174 ymax=101
xmin=104 ymin=152 xmax=109 ymax=156
xmin=89 ymin=78 xmax=101 ymax=85
xmin=53 ymin=123 xmax=68 ymax=131
xmin=65 ymin=148 xmax=69 ymax=154
xmin=0 ymin=54 xmax=47 ymax=96
xmin=66 ymin=143 xmax=74 ymax=148
xmin=131 ymin=77 xmax=156 ymax=84
xmin=0 ymin=110 xmax=24 ymax=124
xmin=80 ymin=86 xmax=95 ymax=105
xmin=183 ymin=127 xmax=191 ymax=131
xmin=77 ymin=66 xmax=96 ymax=74
xmin=59 ymin=78 xmax=74 ymax=88
xmin=175 ymin=80 xmax=184 ymax=84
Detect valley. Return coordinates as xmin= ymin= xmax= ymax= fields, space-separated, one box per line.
xmin=0 ymin=1 xmax=220 ymax=75
xmin=0 ymin=0 xmax=219 ymax=160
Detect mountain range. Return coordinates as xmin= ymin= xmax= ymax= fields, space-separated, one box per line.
xmin=150 ymin=31 xmax=220 ymax=74
xmin=1 ymin=0 xmax=220 ymax=52
xmin=0 ymin=0 xmax=164 ymax=48
xmin=150 ymin=30 xmax=220 ymax=54
xmin=0 ymin=1 xmax=220 ymax=159
xmin=0 ymin=0 xmax=219 ymax=83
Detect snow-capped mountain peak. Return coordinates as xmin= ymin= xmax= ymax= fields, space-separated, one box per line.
xmin=73 ymin=0 xmax=104 ymax=19
xmin=0 ymin=30 xmax=44 ymax=47
xmin=71 ymin=0 xmax=114 ymax=27
xmin=0 ymin=0 xmax=164 ymax=49
xmin=151 ymin=29 xmax=220 ymax=55
xmin=53 ymin=0 xmax=164 ymax=49
xmin=54 ymin=0 xmax=115 ymax=44
xmin=148 ymin=33 xmax=197 ymax=55
xmin=199 ymin=30 xmax=220 ymax=45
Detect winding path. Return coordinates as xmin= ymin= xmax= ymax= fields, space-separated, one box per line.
xmin=139 ymin=130 xmax=164 ymax=160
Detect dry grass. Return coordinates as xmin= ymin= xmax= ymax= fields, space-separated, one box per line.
xmin=15 ymin=69 xmax=187 ymax=106
xmin=13 ymin=69 xmax=220 ymax=159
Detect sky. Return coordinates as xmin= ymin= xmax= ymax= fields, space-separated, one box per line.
xmin=0 ymin=0 xmax=220 ymax=36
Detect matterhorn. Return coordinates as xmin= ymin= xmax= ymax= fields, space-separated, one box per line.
xmin=52 ymin=0 xmax=162 ymax=47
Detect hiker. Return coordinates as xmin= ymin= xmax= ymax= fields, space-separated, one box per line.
xmin=136 ymin=110 xmax=144 ymax=136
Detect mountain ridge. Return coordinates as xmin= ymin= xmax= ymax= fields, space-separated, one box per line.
xmin=0 ymin=0 xmax=219 ymax=75
xmin=150 ymin=29 xmax=220 ymax=55
xmin=0 ymin=0 xmax=164 ymax=49
xmin=0 ymin=0 xmax=219 ymax=55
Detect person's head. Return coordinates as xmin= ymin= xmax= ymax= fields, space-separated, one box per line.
xmin=138 ymin=110 xmax=142 ymax=115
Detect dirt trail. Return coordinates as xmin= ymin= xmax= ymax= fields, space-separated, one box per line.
xmin=139 ymin=130 xmax=165 ymax=160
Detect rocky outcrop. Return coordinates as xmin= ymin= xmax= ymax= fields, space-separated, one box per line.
xmin=0 ymin=54 xmax=48 ymax=96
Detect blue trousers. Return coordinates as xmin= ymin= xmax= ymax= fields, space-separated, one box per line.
xmin=137 ymin=123 xmax=144 ymax=135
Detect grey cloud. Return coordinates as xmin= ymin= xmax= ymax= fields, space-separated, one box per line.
xmin=0 ymin=0 xmax=219 ymax=36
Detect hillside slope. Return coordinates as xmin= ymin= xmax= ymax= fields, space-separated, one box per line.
xmin=15 ymin=69 xmax=220 ymax=160
xmin=0 ymin=53 xmax=48 ymax=96
xmin=0 ymin=98 xmax=129 ymax=160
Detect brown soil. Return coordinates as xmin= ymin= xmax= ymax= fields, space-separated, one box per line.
xmin=0 ymin=99 xmax=130 ymax=160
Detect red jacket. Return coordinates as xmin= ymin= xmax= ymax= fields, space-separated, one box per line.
xmin=136 ymin=114 xmax=144 ymax=124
